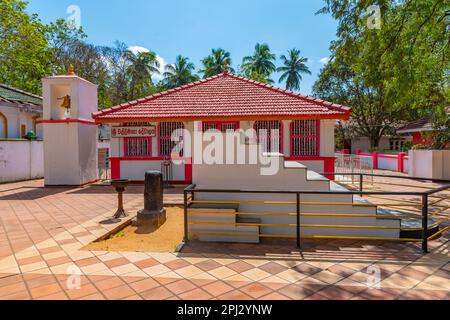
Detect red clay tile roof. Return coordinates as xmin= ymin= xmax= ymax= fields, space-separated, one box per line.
xmin=93 ymin=72 xmax=351 ymax=122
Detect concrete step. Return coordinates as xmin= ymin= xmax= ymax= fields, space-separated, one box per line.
xmin=189 ymin=203 xmax=239 ymax=212
xmin=189 ymin=225 xmax=260 ymax=243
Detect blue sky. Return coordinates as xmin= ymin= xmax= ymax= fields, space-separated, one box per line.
xmin=27 ymin=0 xmax=337 ymax=95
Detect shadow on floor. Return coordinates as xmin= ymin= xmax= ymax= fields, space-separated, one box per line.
xmin=0 ymin=186 xmax=77 ymax=200
xmin=178 ymin=238 xmax=431 ymax=265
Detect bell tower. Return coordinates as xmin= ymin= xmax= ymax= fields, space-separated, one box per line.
xmin=42 ymin=66 xmax=98 ymax=186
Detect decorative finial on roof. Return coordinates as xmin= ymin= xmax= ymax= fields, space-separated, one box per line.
xmin=67 ymin=64 xmax=75 ymax=76
xmin=223 ymin=62 xmax=228 ymax=74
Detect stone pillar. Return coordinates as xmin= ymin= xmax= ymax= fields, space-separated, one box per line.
xmin=136 ymin=171 xmax=166 ymax=230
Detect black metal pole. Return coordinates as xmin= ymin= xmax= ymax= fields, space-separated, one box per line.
xmin=296 ymin=193 xmax=300 ymax=249
xmin=183 ymin=191 xmax=188 ymax=243
xmin=422 ymin=194 xmax=428 ymax=253
xmin=359 ymin=173 xmax=363 ymax=193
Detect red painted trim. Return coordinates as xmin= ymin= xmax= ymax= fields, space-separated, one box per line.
xmin=185 ymin=162 xmax=192 ymax=182
xmin=398 ymin=152 xmax=406 ymax=173
xmin=372 ymin=151 xmax=379 ymax=170
xmin=285 ymin=156 xmax=336 ymax=161
xmin=323 ymin=158 xmax=335 ymax=181
xmin=110 ymin=158 xmax=120 ymax=180
xmin=38 ymin=119 xmax=97 ymax=126
xmin=289 ymin=120 xmax=320 ymax=157
xmin=202 ymin=121 xmax=240 ymax=132
xmin=111 ymin=156 xmax=191 ymax=161
xmin=378 ymin=154 xmax=398 ymax=159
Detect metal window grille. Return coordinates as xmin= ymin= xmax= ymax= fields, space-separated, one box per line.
xmin=255 ymin=120 xmax=282 ymax=153
xmin=291 ymin=120 xmax=319 ymax=156
xmin=159 ymin=122 xmax=184 ymax=157
xmin=202 ymin=122 xmax=239 ymax=132
xmin=125 ymin=138 xmax=151 ymax=157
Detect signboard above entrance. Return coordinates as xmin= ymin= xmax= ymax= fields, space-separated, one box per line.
xmin=111 ymin=126 xmax=156 ymax=138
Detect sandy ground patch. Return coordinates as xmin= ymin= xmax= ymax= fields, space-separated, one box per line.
xmin=84 ymin=207 xmax=184 ymax=252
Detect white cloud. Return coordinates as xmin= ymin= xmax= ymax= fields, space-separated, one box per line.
xmin=127 ymin=46 xmax=167 ymax=82
xmin=319 ymin=57 xmax=330 ymax=65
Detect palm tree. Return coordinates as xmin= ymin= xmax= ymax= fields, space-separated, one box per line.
xmin=199 ymin=48 xmax=234 ymax=78
xmin=123 ymin=50 xmax=160 ymax=99
xmin=241 ymin=43 xmax=276 ymax=82
xmin=163 ymin=55 xmax=200 ymax=89
xmin=277 ymin=49 xmax=311 ymax=91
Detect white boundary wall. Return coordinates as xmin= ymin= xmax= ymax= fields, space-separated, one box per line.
xmin=0 ymin=140 xmax=43 ymax=183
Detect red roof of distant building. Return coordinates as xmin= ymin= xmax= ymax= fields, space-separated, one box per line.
xmin=93 ymin=72 xmax=351 ymax=123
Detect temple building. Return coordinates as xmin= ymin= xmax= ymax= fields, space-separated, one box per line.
xmin=93 ymin=71 xmax=351 ymax=183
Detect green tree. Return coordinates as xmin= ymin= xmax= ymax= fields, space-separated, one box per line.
xmin=163 ymin=55 xmax=200 ymax=89
xmin=314 ymin=0 xmax=449 ymax=148
xmin=199 ymin=48 xmax=234 ymax=78
xmin=123 ymin=49 xmax=159 ymax=99
xmin=0 ymin=0 xmax=49 ymax=93
xmin=0 ymin=1 xmax=86 ymax=95
xmin=241 ymin=43 xmax=276 ymax=83
xmin=277 ymin=48 xmax=311 ymax=91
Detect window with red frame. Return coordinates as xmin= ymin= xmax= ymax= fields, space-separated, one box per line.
xmin=124 ymin=137 xmax=151 ymax=157
xmin=254 ymin=120 xmax=283 ymax=153
xmin=290 ymin=120 xmax=320 ymax=156
xmin=159 ymin=122 xmax=184 ymax=157
xmin=202 ymin=122 xmax=239 ymax=132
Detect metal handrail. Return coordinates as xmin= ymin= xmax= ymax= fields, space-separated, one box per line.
xmin=183 ymin=172 xmax=450 ymax=253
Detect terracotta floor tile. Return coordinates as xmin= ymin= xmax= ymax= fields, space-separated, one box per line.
xmin=326 ymin=264 xmax=356 ymax=278
xmin=104 ymin=257 xmax=130 ymax=268
xmin=0 ymin=290 xmax=30 ymax=300
xmin=164 ymin=259 xmax=191 ymax=270
xmin=278 ymin=284 xmax=314 ymax=300
xmin=102 ymin=284 xmax=136 ymax=300
xmin=134 ymin=258 xmax=160 ymax=269
xmin=166 ymin=279 xmax=197 ymax=295
xmin=194 ymin=260 xmax=223 ymax=272
xmin=75 ymin=256 xmax=101 ymax=267
xmin=129 ymin=277 xmax=160 ymax=293
xmin=317 ymin=286 xmax=354 ymax=300
xmin=93 ymin=276 xmax=125 ymax=291
xmin=36 ymin=291 xmax=69 ymax=300
xmin=46 ymin=256 xmax=72 ymax=267
xmin=292 ymin=263 xmax=322 ymax=276
xmin=226 ymin=261 xmax=254 ymax=273
xmin=304 ymin=293 xmax=329 ymax=300
xmin=26 ymin=274 xmax=56 ymax=289
xmin=66 ymin=283 xmax=99 ymax=300
xmin=0 ymin=274 xmax=23 ymax=287
xmin=30 ymin=283 xmax=63 ymax=299
xmin=78 ymin=292 xmax=106 ymax=300
xmin=312 ymin=270 xmax=344 ymax=284
xmin=0 ymin=281 xmax=28 ymax=297
xmin=203 ymin=281 xmax=234 ymax=297
xmin=260 ymin=292 xmax=290 ymax=300
xmin=256 ymin=262 xmax=287 ymax=275
xmin=217 ymin=290 xmax=252 ymax=300
xmin=240 ymin=283 xmax=273 ymax=299
xmin=140 ymin=286 xmax=173 ymax=300
xmin=179 ymin=288 xmax=212 ymax=300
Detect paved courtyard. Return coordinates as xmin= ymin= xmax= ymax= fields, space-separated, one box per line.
xmin=0 ymin=178 xmax=448 ymax=300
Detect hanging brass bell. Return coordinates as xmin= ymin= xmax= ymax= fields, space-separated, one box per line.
xmin=58 ymin=95 xmax=71 ymax=110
